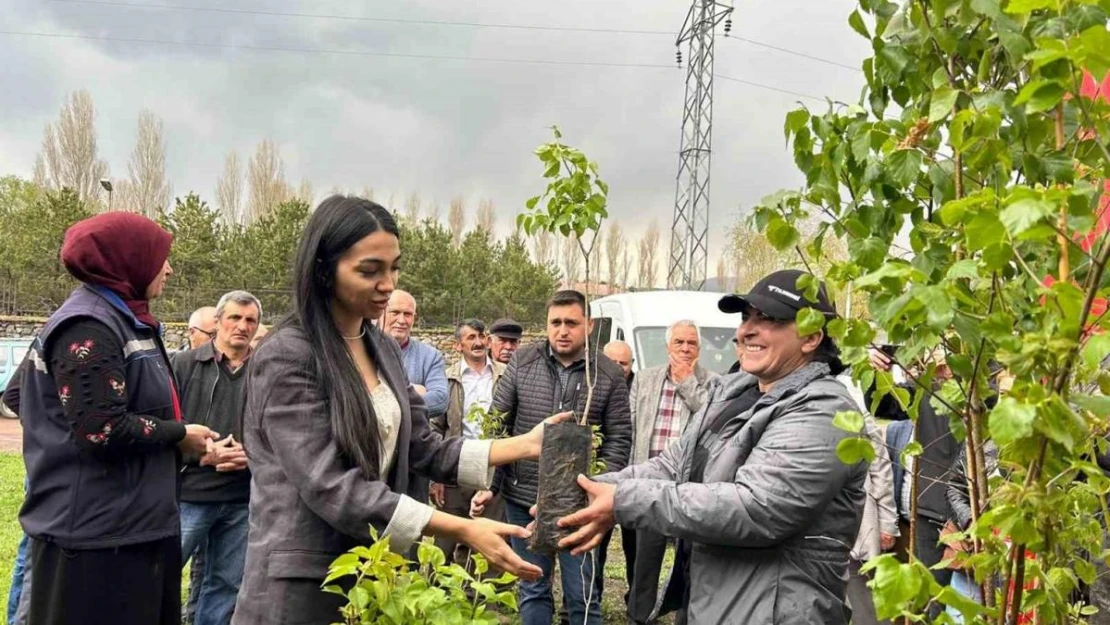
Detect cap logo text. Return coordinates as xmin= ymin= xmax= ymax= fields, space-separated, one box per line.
xmin=768 ymin=285 xmax=802 ymax=301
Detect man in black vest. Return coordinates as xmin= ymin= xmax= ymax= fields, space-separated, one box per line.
xmin=172 ymin=291 xmax=261 ymax=625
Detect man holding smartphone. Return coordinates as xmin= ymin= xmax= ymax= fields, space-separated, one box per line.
xmin=867 ymin=346 xmax=957 ymax=594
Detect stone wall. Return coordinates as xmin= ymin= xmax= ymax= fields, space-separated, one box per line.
xmin=0 ymin=316 xmax=538 ymax=366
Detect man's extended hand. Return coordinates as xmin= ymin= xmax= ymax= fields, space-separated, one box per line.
xmin=430 ymin=483 xmax=446 ymax=508
xmin=555 ymin=475 xmax=617 ymax=556
xmin=880 ymin=532 xmax=897 ymax=551
xmin=470 ymin=490 xmax=493 ymax=517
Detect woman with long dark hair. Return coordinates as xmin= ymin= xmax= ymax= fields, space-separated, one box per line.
xmin=234 ymin=196 xmax=560 ymax=624
xmin=18 ymin=212 xmax=217 ymax=625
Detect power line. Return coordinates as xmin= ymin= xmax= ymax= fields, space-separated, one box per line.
xmin=46 ymin=0 xmax=862 ymax=72
xmin=713 ymin=74 xmax=827 ymax=102
xmin=725 ymin=36 xmax=860 ymax=72
xmin=0 ymin=30 xmax=676 ymax=69
xmin=48 ymin=0 xmax=676 ymax=35
xmin=0 ymin=29 xmax=843 ymax=102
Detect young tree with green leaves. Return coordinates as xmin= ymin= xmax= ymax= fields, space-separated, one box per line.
xmin=754 ymin=0 xmax=1110 ymax=621
xmin=518 ymin=126 xmax=610 ymax=424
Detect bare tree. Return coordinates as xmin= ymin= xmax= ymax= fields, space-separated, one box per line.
xmin=216 ymin=151 xmax=244 ymax=224
xmin=588 ymin=231 xmax=603 ymax=287
xmin=112 ymin=180 xmax=136 ymax=215
xmin=246 ymin=139 xmax=287 ymax=222
xmin=605 ymin=221 xmax=626 ymax=287
xmin=404 ymin=192 xmax=422 ymax=223
xmin=447 ymin=197 xmax=467 ymax=246
xmin=619 ymin=248 xmax=633 ymax=291
xmin=724 ymin=219 xmax=792 ymax=293
xmin=715 ymin=254 xmax=730 ymax=292
xmin=36 ymin=90 xmax=109 ymax=206
xmin=476 ymin=198 xmax=496 ymax=234
xmin=360 ymin=186 xmax=375 ymax=201
xmin=532 ymin=230 xmax=556 ymax=267
xmin=426 ymin=201 xmax=442 ymax=223
xmin=561 ymin=235 xmax=582 ymax=286
xmin=637 ymin=220 xmax=661 ymax=289
xmin=122 ymin=110 xmax=171 ymax=217
xmin=32 ymin=155 xmax=47 ymax=188
xmin=296 ymin=178 xmax=314 ymax=205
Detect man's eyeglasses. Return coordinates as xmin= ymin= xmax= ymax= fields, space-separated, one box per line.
xmin=188 ymin=327 xmax=217 ymax=339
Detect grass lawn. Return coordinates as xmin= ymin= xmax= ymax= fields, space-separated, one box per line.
xmin=0 ymin=453 xmax=24 ymax=615
xmin=0 ymin=453 xmax=670 ymax=624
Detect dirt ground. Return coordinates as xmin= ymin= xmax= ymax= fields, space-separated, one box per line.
xmin=0 ymin=419 xmax=20 ymax=454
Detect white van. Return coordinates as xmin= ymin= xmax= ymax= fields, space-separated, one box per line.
xmin=588 ymin=291 xmax=740 ymax=375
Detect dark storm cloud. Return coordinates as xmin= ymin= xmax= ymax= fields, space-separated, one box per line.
xmin=0 ymin=0 xmax=869 ymax=259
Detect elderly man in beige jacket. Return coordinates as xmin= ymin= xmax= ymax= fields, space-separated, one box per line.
xmin=839 ymin=373 xmax=899 ymax=625
xmin=625 ymin=320 xmax=717 ymax=624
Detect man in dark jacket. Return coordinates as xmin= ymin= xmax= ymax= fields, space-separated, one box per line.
xmin=171 ymin=291 xmax=261 ymax=625
xmin=471 ymin=290 xmax=632 ymax=625
xmin=867 ymin=347 xmax=957 ymax=593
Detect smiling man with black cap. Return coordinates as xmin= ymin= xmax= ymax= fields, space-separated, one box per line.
xmin=555 ymin=269 xmax=868 ymax=624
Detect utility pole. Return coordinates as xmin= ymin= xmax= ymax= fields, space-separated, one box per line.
xmin=667 ymin=0 xmax=732 ymax=290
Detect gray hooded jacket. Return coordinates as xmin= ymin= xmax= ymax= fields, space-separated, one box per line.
xmin=596 ymin=362 xmax=868 ymax=624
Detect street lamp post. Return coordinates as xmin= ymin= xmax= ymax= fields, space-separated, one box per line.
xmin=99 ymin=179 xmax=113 ymax=211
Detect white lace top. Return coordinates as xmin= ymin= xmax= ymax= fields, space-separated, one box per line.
xmin=370 ymin=382 xmax=403 ymax=476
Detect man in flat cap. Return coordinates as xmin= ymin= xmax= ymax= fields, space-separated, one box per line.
xmin=489 ymin=318 xmax=523 ymax=365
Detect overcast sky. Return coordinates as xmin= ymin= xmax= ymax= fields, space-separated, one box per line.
xmin=0 ymin=0 xmax=870 ymax=267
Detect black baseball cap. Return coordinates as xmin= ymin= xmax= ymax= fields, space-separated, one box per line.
xmin=718 ymin=269 xmax=837 ymax=321
xmin=489 ymin=318 xmax=523 ymax=340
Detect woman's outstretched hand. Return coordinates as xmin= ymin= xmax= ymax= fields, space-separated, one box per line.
xmin=520 ymin=411 xmax=575 ymax=459
xmin=458 ymin=518 xmax=543 ymax=581
xmin=487 ymin=411 xmax=574 ymax=468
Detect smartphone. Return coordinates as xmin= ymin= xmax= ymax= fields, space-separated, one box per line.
xmin=879 ymin=344 xmax=905 ymax=384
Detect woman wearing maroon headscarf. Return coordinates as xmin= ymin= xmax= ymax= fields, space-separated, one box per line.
xmin=17 ymin=213 xmax=216 ymax=625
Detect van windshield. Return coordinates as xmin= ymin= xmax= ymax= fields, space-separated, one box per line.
xmin=634 ymin=326 xmax=737 ymax=375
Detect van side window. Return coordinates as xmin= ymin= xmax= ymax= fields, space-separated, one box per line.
xmin=589 ymin=317 xmax=613 ymax=353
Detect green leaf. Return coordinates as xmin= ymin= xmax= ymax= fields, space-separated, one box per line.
xmin=850 ymin=236 xmax=890 ymax=271
xmin=796 ymin=307 xmax=827 ymax=336
xmin=971 ymin=0 xmax=1003 ymax=18
xmin=1082 ymin=334 xmax=1110 ymax=369
xmin=1073 ymin=393 xmax=1110 ymax=418
xmin=765 ymin=217 xmax=800 ymax=251
xmin=853 ymin=260 xmax=921 ymax=288
xmin=887 ymin=149 xmax=923 ymax=188
xmin=848 ymin=10 xmax=871 ymax=38
xmin=928 ymin=86 xmax=959 ymax=123
xmin=937 ymin=585 xmax=988 ymax=617
xmin=1005 ymin=0 xmax=1055 ymax=13
xmin=837 ymin=436 xmax=876 ymax=464
xmin=902 ymin=440 xmax=924 ymax=459
xmin=989 ymin=397 xmax=1037 ymax=445
xmin=965 ymin=213 xmax=1006 ymax=251
xmin=1014 ymin=80 xmax=1066 ymax=114
xmin=1036 ymin=395 xmax=1088 ymax=452
xmin=914 ymin=285 xmax=955 ymax=331
xmin=833 ymin=410 xmax=865 ymax=433
xmin=844 ymin=320 xmax=877 ymax=347
xmin=945 ymin=259 xmax=980 ymax=280
xmin=784 ymin=109 xmax=810 ymax=143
